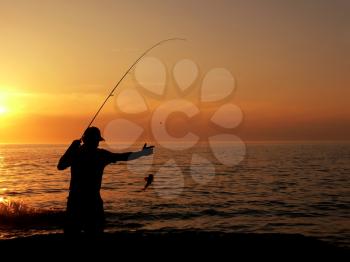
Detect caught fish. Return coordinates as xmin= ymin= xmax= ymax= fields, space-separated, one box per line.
xmin=142 ymin=174 xmax=154 ymax=191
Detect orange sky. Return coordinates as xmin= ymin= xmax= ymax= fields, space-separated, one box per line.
xmin=0 ymin=0 xmax=349 ymax=143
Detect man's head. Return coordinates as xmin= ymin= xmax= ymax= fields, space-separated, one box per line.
xmin=82 ymin=127 xmax=104 ymax=148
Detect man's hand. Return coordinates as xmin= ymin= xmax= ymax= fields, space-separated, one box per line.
xmin=72 ymin=139 xmax=82 ymax=148
xmin=141 ymin=143 xmax=154 ymax=156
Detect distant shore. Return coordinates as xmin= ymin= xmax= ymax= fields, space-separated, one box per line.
xmin=0 ymin=231 xmax=348 ymax=258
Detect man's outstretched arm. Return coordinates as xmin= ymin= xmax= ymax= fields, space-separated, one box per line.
xmin=57 ymin=140 xmax=81 ymax=170
xmin=111 ymin=144 xmax=154 ymax=162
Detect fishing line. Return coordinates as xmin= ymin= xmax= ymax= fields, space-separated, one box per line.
xmin=83 ymin=38 xmax=186 ymax=138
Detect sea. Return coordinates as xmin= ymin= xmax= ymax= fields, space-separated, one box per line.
xmin=0 ymin=142 xmax=349 ymax=247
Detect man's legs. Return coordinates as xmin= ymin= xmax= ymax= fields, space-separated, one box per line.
xmin=64 ymin=197 xmax=82 ymax=239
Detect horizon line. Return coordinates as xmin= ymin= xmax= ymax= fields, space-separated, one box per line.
xmin=0 ymin=139 xmax=349 ymax=146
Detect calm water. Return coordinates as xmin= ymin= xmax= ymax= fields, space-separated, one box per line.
xmin=0 ymin=143 xmax=349 ymax=247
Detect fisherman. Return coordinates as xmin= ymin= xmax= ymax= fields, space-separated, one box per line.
xmin=57 ymin=126 xmax=154 ymax=238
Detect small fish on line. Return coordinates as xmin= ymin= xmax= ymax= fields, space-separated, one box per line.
xmin=142 ymin=174 xmax=154 ymax=191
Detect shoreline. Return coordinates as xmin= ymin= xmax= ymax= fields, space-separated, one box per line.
xmin=0 ymin=231 xmax=348 ymax=257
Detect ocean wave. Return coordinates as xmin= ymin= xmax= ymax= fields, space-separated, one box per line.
xmin=0 ymin=200 xmax=320 ymax=229
xmin=0 ymin=200 xmax=236 ymax=229
xmin=0 ymin=200 xmax=65 ymax=228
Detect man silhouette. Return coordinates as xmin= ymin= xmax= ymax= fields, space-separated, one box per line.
xmin=57 ymin=126 xmax=154 ymax=238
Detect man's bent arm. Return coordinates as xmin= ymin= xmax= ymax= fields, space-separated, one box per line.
xmin=57 ymin=140 xmax=81 ymax=170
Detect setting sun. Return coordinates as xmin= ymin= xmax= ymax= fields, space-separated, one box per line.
xmin=0 ymin=106 xmax=8 ymax=115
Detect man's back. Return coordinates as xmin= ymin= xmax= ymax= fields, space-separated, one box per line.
xmin=69 ymin=146 xmax=113 ymax=200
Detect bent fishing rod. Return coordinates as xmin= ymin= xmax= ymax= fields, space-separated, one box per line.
xmin=82 ymin=38 xmax=186 ymax=139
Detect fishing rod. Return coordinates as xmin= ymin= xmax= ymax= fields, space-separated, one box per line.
xmin=82 ymin=38 xmax=186 ymax=138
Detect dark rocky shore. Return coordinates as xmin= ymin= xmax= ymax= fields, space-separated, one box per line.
xmin=0 ymin=231 xmax=348 ymax=259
